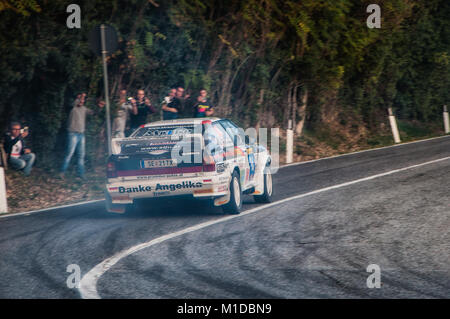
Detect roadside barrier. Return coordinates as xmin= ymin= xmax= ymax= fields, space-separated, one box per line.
xmin=286 ymin=119 xmax=294 ymax=164
xmin=0 ymin=167 xmax=7 ymax=214
xmin=443 ymin=105 xmax=449 ymax=134
xmin=388 ymin=107 xmax=401 ymax=143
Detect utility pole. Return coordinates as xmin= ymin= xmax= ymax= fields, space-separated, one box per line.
xmin=100 ymin=24 xmax=112 ymax=156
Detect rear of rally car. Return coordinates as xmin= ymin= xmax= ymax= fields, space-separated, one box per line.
xmin=105 ymin=122 xmax=231 ymax=212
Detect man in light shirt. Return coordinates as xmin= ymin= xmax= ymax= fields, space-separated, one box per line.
xmin=60 ymin=92 xmax=103 ymax=179
xmin=112 ymin=89 xmax=137 ymax=138
xmin=3 ymin=122 xmax=35 ymax=176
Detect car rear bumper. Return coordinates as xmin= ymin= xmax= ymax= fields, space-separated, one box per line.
xmin=106 ymin=174 xmax=230 ymax=204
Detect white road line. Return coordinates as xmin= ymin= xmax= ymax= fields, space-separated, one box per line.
xmin=0 ymin=199 xmax=104 ymax=219
xmin=3 ymin=134 xmax=449 ymax=219
xmin=281 ymin=134 xmax=450 ymax=168
xmin=78 ymin=155 xmax=450 ymax=299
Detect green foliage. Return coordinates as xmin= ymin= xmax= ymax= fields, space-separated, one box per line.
xmin=0 ymin=0 xmax=448 ymax=171
xmin=0 ymin=0 xmax=41 ymax=16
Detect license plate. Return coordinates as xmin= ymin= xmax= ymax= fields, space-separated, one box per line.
xmin=140 ymin=159 xmax=177 ymax=168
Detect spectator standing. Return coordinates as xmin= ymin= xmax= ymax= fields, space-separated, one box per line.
xmin=194 ymin=89 xmax=215 ymax=117
xmin=3 ymin=122 xmax=35 ymax=176
xmin=60 ymin=93 xmax=104 ymax=179
xmin=171 ymin=86 xmax=190 ymax=118
xmin=112 ymin=89 xmax=137 ymax=138
xmin=161 ymin=88 xmax=178 ymax=120
xmin=129 ymin=89 xmax=156 ymax=130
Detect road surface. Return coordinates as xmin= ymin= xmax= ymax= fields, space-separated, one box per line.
xmin=0 ymin=136 xmax=449 ymax=298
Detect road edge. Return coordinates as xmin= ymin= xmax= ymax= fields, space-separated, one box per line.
xmin=1 ymin=134 xmax=449 ymax=218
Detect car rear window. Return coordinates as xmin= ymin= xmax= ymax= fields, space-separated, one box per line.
xmin=120 ymin=125 xmax=203 ymax=159
xmin=130 ymin=125 xmax=199 ymax=138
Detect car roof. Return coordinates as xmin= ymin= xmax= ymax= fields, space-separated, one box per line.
xmin=143 ymin=117 xmax=222 ymax=127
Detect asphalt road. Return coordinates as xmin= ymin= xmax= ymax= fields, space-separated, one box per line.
xmin=0 ymin=136 xmax=449 ymax=298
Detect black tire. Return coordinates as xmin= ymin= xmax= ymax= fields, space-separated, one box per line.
xmin=253 ymin=165 xmax=273 ymax=203
xmin=222 ymin=171 xmax=242 ymax=215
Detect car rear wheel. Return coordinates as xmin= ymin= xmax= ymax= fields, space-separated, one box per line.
xmin=222 ymin=171 xmax=242 ymax=215
xmin=254 ymin=165 xmax=273 ymax=203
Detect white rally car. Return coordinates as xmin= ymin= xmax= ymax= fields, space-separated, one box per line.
xmin=105 ymin=118 xmax=273 ymax=214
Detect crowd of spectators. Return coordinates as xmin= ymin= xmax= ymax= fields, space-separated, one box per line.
xmin=1 ymin=86 xmax=215 ymax=178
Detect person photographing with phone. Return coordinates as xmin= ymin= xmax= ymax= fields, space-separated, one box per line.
xmin=161 ymin=88 xmax=178 ymax=120
xmin=112 ymin=89 xmax=137 ymax=138
xmin=129 ymin=89 xmax=156 ymax=130
xmin=3 ymin=122 xmax=35 ymax=176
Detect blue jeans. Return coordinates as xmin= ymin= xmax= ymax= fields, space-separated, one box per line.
xmin=9 ymin=153 xmax=36 ymax=176
xmin=61 ymin=132 xmax=85 ymax=176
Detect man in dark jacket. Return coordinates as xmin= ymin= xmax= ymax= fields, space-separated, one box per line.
xmin=129 ymin=89 xmax=156 ymax=130
xmin=3 ymin=122 xmax=35 ymax=176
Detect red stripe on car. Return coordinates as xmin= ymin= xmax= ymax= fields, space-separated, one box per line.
xmin=117 ymin=166 xmax=202 ymax=176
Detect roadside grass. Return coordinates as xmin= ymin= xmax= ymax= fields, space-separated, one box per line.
xmin=397 ymin=120 xmax=441 ymax=141
xmin=309 ymin=127 xmax=346 ymax=150
xmin=366 ymin=135 xmax=396 ymax=147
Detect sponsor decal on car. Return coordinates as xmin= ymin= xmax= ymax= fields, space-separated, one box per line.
xmin=155 ymin=181 xmax=203 ymax=191
xmin=135 ymin=173 xmax=185 ymax=180
xmin=216 ymin=184 xmax=228 ymax=192
xmin=248 ymin=152 xmax=256 ymax=180
xmin=153 ymin=191 xmax=170 ymax=197
xmin=114 ymin=181 xmax=204 ymax=194
xmin=119 ymin=185 xmax=153 ymax=193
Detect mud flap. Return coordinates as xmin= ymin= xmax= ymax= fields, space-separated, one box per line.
xmin=252 ymin=168 xmax=265 ymax=195
xmin=105 ymin=191 xmax=126 ymax=214
xmin=252 ymin=154 xmax=269 ymax=196
xmin=214 ymin=192 xmax=230 ymax=206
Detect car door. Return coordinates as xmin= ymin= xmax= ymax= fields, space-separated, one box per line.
xmin=204 ymin=121 xmax=236 ymax=173
xmin=219 ymin=120 xmax=257 ymax=189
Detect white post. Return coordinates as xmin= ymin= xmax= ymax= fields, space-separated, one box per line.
xmin=443 ymin=105 xmax=449 ymax=134
xmin=388 ymin=107 xmax=401 ymax=143
xmin=286 ymin=119 xmax=294 ymax=164
xmin=0 ymin=167 xmax=7 ymax=214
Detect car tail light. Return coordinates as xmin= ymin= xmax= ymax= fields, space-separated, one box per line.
xmin=107 ymin=161 xmax=117 ymax=178
xmin=202 ymin=153 xmax=216 ymax=172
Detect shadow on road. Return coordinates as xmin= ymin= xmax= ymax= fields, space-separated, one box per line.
xmin=83 ymin=195 xmax=260 ymax=220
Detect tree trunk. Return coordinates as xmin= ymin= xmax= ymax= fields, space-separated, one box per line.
xmin=255 ymin=88 xmax=265 ymax=130
xmin=295 ymin=87 xmax=308 ymax=136
xmin=292 ymin=83 xmax=298 ymax=132
xmin=285 ymin=82 xmax=293 ymax=128
xmin=217 ymin=53 xmax=234 ymax=116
